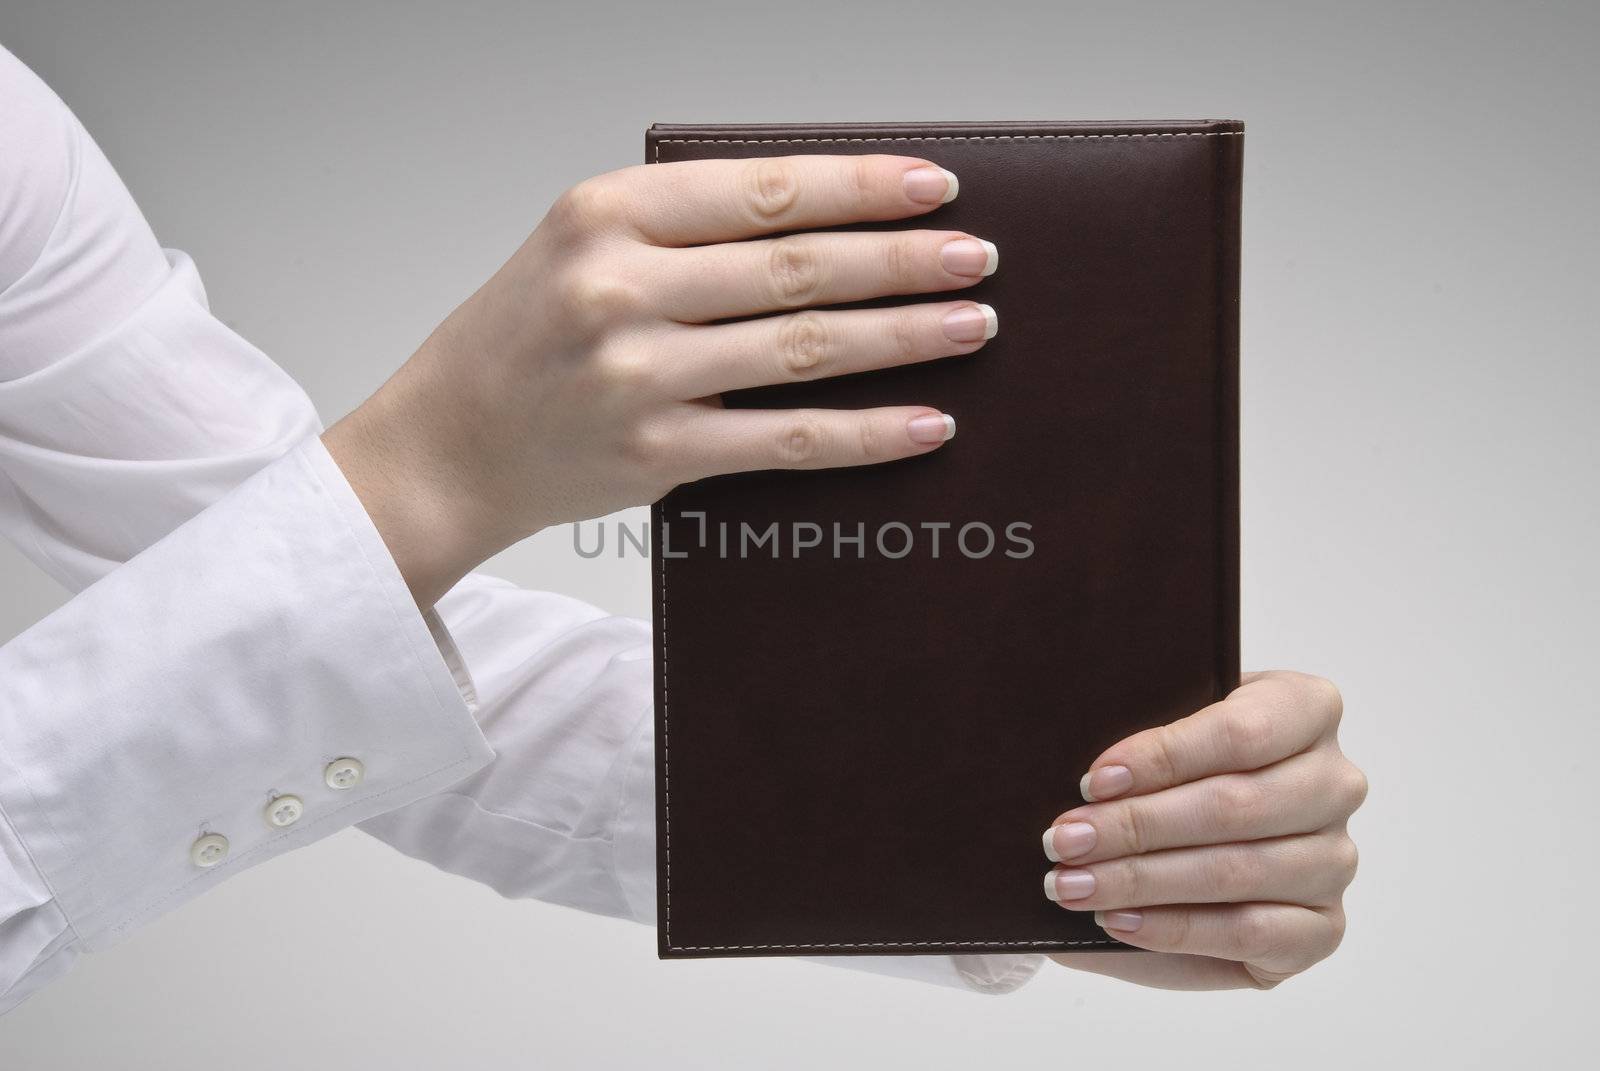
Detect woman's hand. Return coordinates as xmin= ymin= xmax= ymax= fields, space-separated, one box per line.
xmin=323 ymin=155 xmax=997 ymax=606
xmin=1044 ymin=671 xmax=1367 ymax=990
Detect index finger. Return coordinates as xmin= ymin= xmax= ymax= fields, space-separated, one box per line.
xmin=610 ymin=154 xmax=959 ymax=246
xmin=1077 ymin=671 xmax=1345 ymax=802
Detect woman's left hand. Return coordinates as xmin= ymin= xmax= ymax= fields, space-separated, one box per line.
xmin=1043 ymin=670 xmax=1367 ymax=990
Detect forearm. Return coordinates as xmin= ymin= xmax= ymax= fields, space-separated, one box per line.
xmin=322 ymin=378 xmax=493 ymax=611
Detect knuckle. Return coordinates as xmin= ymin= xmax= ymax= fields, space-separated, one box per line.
xmin=777 ymin=313 xmax=830 ymax=380
xmin=1107 ymin=858 xmax=1147 ymax=906
xmin=887 ymin=309 xmax=922 ymax=364
xmin=556 ymin=177 xmax=626 ymax=233
xmin=846 ymin=155 xmax=878 ymax=206
xmin=1234 ymin=905 xmax=1283 ymax=962
xmin=744 ymin=159 xmax=802 ymax=223
xmin=856 ymin=414 xmax=887 ymax=461
xmin=1286 ymin=671 xmax=1343 ymax=726
xmin=767 ymin=238 xmax=825 ymax=308
xmin=1337 ymin=760 xmax=1370 ymax=814
xmin=1325 ymin=909 xmax=1349 ymax=953
xmin=1146 ymin=725 xmax=1184 ymax=786
xmin=1330 ymin=834 xmax=1361 ymax=890
xmin=777 ymin=416 xmax=826 ymax=466
xmin=1308 ymin=674 xmax=1345 ymax=726
xmin=1116 ymin=801 xmax=1153 ymax=857
xmin=1255 ymin=671 xmax=1307 ymax=716
xmin=1222 ymin=706 xmax=1276 ymax=765
xmin=880 ymin=233 xmax=919 ymax=290
xmin=619 ymin=419 xmax=673 ymax=473
xmin=1164 ymin=906 xmax=1193 ymax=949
xmin=1213 ymin=775 xmax=1266 ymax=833
xmin=593 ymin=341 xmax=654 ymax=393
xmin=555 ymin=267 xmax=646 ymax=332
xmin=1214 ymin=845 xmax=1265 ymax=901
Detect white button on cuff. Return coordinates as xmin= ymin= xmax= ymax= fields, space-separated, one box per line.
xmin=324 ymin=758 xmax=365 ymax=790
xmin=264 ymin=795 xmax=304 ymax=828
xmin=190 ymin=833 xmax=229 ymax=868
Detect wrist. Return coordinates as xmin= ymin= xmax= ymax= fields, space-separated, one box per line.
xmin=321 ymin=381 xmax=501 ymax=609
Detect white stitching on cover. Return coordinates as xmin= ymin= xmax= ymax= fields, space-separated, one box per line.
xmin=658 ymin=131 xmax=1240 ymax=145
xmin=673 ymin=939 xmax=1109 ymax=950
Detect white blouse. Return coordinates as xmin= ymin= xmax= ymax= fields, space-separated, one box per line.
xmin=0 ymin=43 xmax=1041 ymax=1013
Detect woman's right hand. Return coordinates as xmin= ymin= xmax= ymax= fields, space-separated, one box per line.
xmin=323 ymin=154 xmax=999 ymax=606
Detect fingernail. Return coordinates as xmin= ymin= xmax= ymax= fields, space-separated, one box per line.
xmin=1042 ymin=822 xmax=1096 ymax=863
xmin=941 ymin=303 xmax=998 ymax=343
xmin=1080 ymin=765 xmax=1133 ymax=802
xmin=1095 ymin=910 xmax=1144 ymax=933
xmin=1043 ymin=868 xmax=1095 ymax=902
xmin=907 ymin=413 xmax=956 ymax=444
xmin=904 ymin=166 xmax=959 ymax=205
xmin=940 ymin=237 xmax=999 ymax=277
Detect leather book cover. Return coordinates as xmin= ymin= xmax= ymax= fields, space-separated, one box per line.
xmin=648 ymin=121 xmax=1242 ymax=957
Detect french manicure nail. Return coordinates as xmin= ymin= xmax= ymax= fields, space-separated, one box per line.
xmin=1043 ymin=868 xmax=1095 ymax=902
xmin=1095 ymin=910 xmax=1144 ymax=933
xmin=1080 ymin=765 xmax=1133 ymax=802
xmin=1042 ymin=822 xmax=1096 ymax=863
xmin=941 ymin=303 xmax=998 ymax=343
xmin=903 ymin=166 xmax=959 ymax=205
xmin=940 ymin=238 xmax=999 ymax=277
xmin=907 ymin=413 xmax=956 ymax=444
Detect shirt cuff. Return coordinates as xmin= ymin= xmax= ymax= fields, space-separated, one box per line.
xmin=0 ymin=436 xmax=492 ymax=952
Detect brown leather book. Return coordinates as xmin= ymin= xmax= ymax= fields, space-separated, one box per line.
xmin=648 ymin=121 xmax=1242 ymax=958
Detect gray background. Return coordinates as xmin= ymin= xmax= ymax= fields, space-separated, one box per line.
xmin=1 ymin=0 xmax=1595 ymax=1067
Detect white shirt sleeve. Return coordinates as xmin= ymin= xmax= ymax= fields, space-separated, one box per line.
xmin=0 ymin=43 xmax=1041 ymax=1011
xmin=0 ymin=46 xmax=496 ymax=1013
